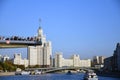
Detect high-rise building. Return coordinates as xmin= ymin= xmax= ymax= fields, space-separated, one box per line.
xmin=13 ymin=53 xmax=28 ymax=67
xmin=28 ymin=27 xmax=52 ymax=67
xmin=113 ymin=43 xmax=120 ymax=71
xmin=104 ymin=43 xmax=120 ymax=71
xmin=99 ymin=56 xmax=105 ymax=64
xmin=14 ymin=54 xmax=21 ymax=64
xmin=92 ymin=56 xmax=105 ymax=68
xmin=104 ymin=56 xmax=113 ymax=71
xmin=28 ymin=46 xmax=37 ymax=66
xmin=93 ymin=56 xmax=99 ymax=65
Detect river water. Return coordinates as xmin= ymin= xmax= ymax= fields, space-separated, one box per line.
xmin=0 ymin=73 xmax=120 ymax=80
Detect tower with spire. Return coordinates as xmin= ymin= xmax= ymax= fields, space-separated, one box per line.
xmin=28 ymin=21 xmax=52 ymax=67
xmin=38 ymin=27 xmax=43 ymax=37
xmin=37 ymin=27 xmax=46 ymax=45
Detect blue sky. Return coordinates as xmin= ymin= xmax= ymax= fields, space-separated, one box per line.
xmin=0 ymin=0 xmax=120 ymax=59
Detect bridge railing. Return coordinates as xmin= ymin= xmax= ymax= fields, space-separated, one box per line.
xmin=0 ymin=36 xmax=42 ymax=46
xmin=0 ymin=36 xmax=41 ymax=42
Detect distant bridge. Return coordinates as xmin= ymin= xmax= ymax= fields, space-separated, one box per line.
xmin=26 ymin=67 xmax=94 ymax=73
xmin=44 ymin=67 xmax=93 ymax=73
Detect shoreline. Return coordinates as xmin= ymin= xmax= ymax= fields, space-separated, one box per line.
xmin=0 ymin=72 xmax=15 ymax=76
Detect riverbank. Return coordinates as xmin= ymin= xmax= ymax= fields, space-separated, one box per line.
xmin=0 ymin=72 xmax=15 ymax=76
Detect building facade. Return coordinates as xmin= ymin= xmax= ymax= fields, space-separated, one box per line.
xmin=80 ymin=59 xmax=91 ymax=67
xmin=104 ymin=56 xmax=113 ymax=71
xmin=113 ymin=43 xmax=120 ymax=71
xmin=93 ymin=56 xmax=99 ymax=65
xmin=92 ymin=56 xmax=105 ymax=68
xmin=13 ymin=53 xmax=28 ymax=67
xmin=104 ymin=43 xmax=120 ymax=71
xmin=54 ymin=53 xmax=63 ymax=67
xmin=2 ymin=55 xmax=9 ymax=62
xmin=72 ymin=55 xmax=80 ymax=67
xmin=54 ymin=53 xmax=91 ymax=68
xmin=28 ymin=46 xmax=37 ymax=66
xmin=28 ymin=27 xmax=52 ymax=67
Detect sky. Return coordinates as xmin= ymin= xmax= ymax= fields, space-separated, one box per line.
xmin=0 ymin=0 xmax=120 ymax=59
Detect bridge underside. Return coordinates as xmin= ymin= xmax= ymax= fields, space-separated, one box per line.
xmin=26 ymin=67 xmax=92 ymax=73
xmin=0 ymin=44 xmax=28 ymax=48
xmin=0 ymin=40 xmax=42 ymax=48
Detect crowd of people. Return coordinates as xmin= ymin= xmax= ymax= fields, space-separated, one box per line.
xmin=0 ymin=36 xmax=40 ymax=42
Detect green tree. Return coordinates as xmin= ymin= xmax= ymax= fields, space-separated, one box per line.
xmin=0 ymin=60 xmax=17 ymax=72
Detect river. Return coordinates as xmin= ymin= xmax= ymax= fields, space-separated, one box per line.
xmin=0 ymin=73 xmax=120 ymax=80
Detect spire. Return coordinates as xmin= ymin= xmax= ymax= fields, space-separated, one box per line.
xmin=38 ymin=18 xmax=44 ymax=37
xmin=39 ymin=26 xmax=42 ymax=30
xmin=39 ymin=18 xmax=42 ymax=27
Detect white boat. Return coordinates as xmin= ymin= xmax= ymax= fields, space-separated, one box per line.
xmin=84 ymin=70 xmax=98 ymax=80
xmin=34 ymin=70 xmax=41 ymax=75
xmin=21 ymin=71 xmax=30 ymax=75
xmin=15 ymin=71 xmax=21 ymax=75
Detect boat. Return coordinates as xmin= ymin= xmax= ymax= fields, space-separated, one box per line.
xmin=34 ymin=70 xmax=41 ymax=75
xmin=15 ymin=71 xmax=21 ymax=75
xmin=20 ymin=71 xmax=30 ymax=75
xmin=15 ymin=68 xmax=22 ymax=75
xmin=84 ymin=70 xmax=98 ymax=80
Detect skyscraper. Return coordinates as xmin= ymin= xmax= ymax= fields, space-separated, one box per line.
xmin=28 ymin=27 xmax=52 ymax=67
